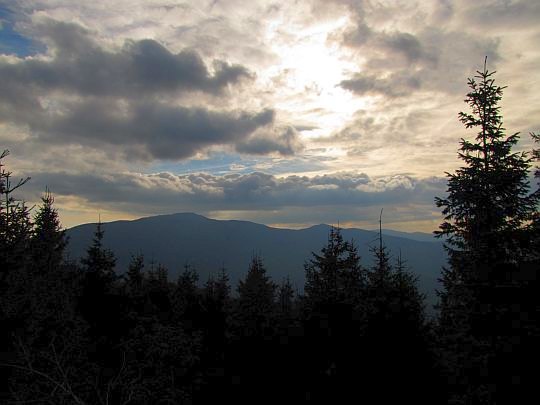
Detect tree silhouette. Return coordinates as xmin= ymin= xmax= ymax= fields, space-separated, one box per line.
xmin=125 ymin=253 xmax=145 ymax=297
xmin=304 ymin=226 xmax=365 ymax=311
xmin=0 ymin=149 xmax=31 ymax=281
xmin=81 ymin=220 xmax=117 ymax=290
xmin=30 ymin=189 xmax=67 ymax=273
xmin=301 ymin=227 xmax=367 ymax=402
xmin=235 ymin=255 xmax=276 ymax=338
xmin=435 ymin=59 xmax=537 ymax=272
xmin=435 ymin=60 xmax=539 ymax=404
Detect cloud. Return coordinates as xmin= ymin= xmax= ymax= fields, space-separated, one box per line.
xmin=465 ymin=0 xmax=540 ymax=30
xmin=20 ymin=169 xmax=446 ymax=215
xmin=0 ymin=19 xmax=300 ymax=160
xmin=236 ymin=126 xmax=303 ymax=156
xmin=0 ymin=20 xmax=252 ymax=98
xmin=5 ymin=97 xmax=276 ymax=160
xmin=338 ymin=1 xmax=501 ymax=98
xmin=340 ymin=72 xmax=422 ymax=98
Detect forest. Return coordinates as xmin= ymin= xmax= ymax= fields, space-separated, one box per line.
xmin=1 ymin=65 xmax=539 ymax=404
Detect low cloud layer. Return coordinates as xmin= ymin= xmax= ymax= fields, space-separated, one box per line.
xmin=21 ymin=169 xmax=446 ymax=215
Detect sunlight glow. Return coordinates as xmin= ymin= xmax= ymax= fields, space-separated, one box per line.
xmin=261 ymin=16 xmax=367 ymax=138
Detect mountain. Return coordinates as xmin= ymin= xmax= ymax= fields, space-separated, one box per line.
xmin=379 ymin=228 xmax=441 ymax=243
xmin=66 ymin=213 xmax=446 ymax=311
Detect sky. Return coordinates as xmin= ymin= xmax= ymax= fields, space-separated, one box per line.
xmin=0 ymin=0 xmax=538 ymax=232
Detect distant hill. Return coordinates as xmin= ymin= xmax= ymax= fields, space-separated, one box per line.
xmin=66 ymin=213 xmax=446 ymax=311
xmin=379 ymin=228 xmax=441 ymax=243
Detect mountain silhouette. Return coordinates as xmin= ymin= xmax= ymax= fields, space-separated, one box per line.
xmin=66 ymin=213 xmax=446 ymax=310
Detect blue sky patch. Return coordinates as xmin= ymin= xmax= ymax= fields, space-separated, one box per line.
xmin=0 ymin=5 xmax=43 ymax=57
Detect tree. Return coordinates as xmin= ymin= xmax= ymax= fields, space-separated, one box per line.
xmin=304 ymin=226 xmax=365 ymax=311
xmin=361 ymin=212 xmax=438 ymax=404
xmin=366 ymin=211 xmax=394 ymax=321
xmin=0 ymin=149 xmax=32 ymax=279
xmin=530 ymin=132 xmax=540 ymax=253
xmin=277 ymin=277 xmax=295 ymax=318
xmin=434 ymin=60 xmax=539 ymax=404
xmin=79 ymin=220 xmax=120 ymax=352
xmin=235 ymin=255 xmax=276 ymax=338
xmin=202 ymin=266 xmax=230 ymax=331
xmin=435 ymin=59 xmax=538 ymax=275
xmin=171 ymin=264 xmax=200 ymax=327
xmin=301 ymin=227 xmax=367 ymax=402
xmin=81 ymin=220 xmax=117 ymax=289
xmin=125 ymin=253 xmax=145 ymax=296
xmin=0 ymin=150 xmax=33 ymax=401
xmin=30 ymin=189 xmax=67 ymax=273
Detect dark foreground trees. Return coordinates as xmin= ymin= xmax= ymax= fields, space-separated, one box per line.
xmin=435 ymin=60 xmax=539 ymax=404
xmin=301 ymin=224 xmax=441 ymax=403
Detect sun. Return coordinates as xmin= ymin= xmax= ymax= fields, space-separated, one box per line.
xmin=261 ymin=16 xmax=367 ymax=139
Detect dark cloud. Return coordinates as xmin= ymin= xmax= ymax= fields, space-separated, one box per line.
xmin=340 ymin=72 xmax=422 ymax=98
xmin=379 ymin=32 xmax=437 ymax=65
xmin=9 ymin=97 xmax=277 ymax=160
xmin=0 ymin=20 xmax=252 ymax=98
xmin=20 ymin=169 xmax=446 ymax=215
xmin=236 ymin=126 xmax=303 ymax=156
xmin=0 ymin=19 xmax=301 ymax=160
xmin=465 ymin=0 xmax=540 ymax=29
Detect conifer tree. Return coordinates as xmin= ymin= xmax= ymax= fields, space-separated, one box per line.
xmin=435 ymin=59 xmax=538 ymax=275
xmin=435 ymin=60 xmax=539 ymax=404
xmin=0 ymin=150 xmax=34 ymax=354
xmin=126 ymin=253 xmax=145 ymax=296
xmin=81 ymin=220 xmax=117 ymax=288
xmin=203 ymin=266 xmax=230 ymax=314
xmin=79 ymin=220 xmax=118 ymax=344
xmin=215 ymin=266 xmax=231 ymax=305
xmin=0 ymin=150 xmax=32 ymax=400
xmin=277 ymin=277 xmax=295 ymax=318
xmin=531 ymin=132 xmax=540 ymax=252
xmin=0 ymin=150 xmax=32 ymax=278
xmin=30 ymin=189 xmax=67 ymax=273
xmin=301 ymin=227 xmax=367 ymax=402
xmin=367 ymin=215 xmax=393 ymax=315
xmin=304 ymin=227 xmax=364 ymax=310
xmin=236 ymin=255 xmax=276 ymax=338
xmin=171 ymin=264 xmax=200 ymax=327
xmin=393 ymin=252 xmax=426 ymax=327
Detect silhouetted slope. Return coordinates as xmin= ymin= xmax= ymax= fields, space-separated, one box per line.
xmin=66 ymin=213 xmax=445 ymax=309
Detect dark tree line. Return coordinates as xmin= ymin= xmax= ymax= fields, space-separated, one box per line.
xmin=1 ymin=61 xmax=539 ymax=404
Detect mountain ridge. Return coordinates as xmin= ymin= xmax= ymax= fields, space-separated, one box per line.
xmin=66 ymin=212 xmax=446 ymax=310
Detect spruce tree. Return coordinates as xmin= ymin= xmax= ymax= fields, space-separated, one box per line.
xmin=30 ymin=189 xmax=67 ymax=273
xmin=0 ymin=150 xmax=32 ymax=401
xmin=435 ymin=60 xmax=539 ymax=404
xmin=0 ymin=150 xmax=32 ymax=278
xmin=79 ymin=220 xmax=118 ymax=345
xmin=81 ymin=220 xmax=117 ymax=288
xmin=235 ymin=255 xmax=276 ymax=338
xmin=304 ymin=227 xmax=364 ymax=311
xmin=531 ymin=132 xmax=540 ymax=252
xmin=172 ymin=264 xmax=199 ymax=327
xmin=435 ymin=59 xmax=538 ymax=276
xmin=301 ymin=227 xmax=366 ymax=402
xmin=277 ymin=277 xmax=295 ymax=318
xmin=126 ymin=253 xmax=145 ymax=295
